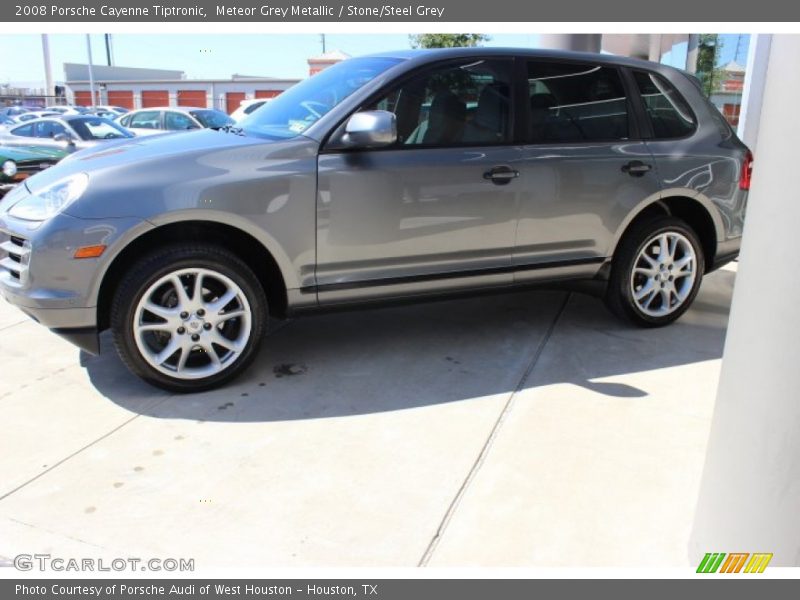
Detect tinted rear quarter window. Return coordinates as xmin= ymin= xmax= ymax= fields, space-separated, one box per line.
xmin=632 ymin=71 xmax=696 ymax=138
xmin=11 ymin=124 xmax=34 ymax=137
xmin=526 ymin=61 xmax=629 ymax=144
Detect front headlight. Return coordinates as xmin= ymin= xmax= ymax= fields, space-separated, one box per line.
xmin=2 ymin=160 xmax=17 ymax=178
xmin=7 ymin=173 xmax=89 ymax=221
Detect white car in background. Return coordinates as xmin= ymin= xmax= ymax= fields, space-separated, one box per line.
xmin=44 ymin=105 xmax=89 ymax=116
xmin=93 ymin=105 xmax=129 ymax=116
xmin=230 ymin=98 xmax=270 ymax=122
xmin=13 ymin=111 xmax=61 ymax=123
xmin=117 ymin=106 xmax=234 ymax=136
xmin=0 ymin=114 xmax=134 ymax=151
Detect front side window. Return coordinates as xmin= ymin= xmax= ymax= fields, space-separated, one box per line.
xmin=241 ymin=56 xmax=403 ymax=140
xmin=632 ymin=71 xmax=696 ymax=139
xmin=370 ymin=59 xmax=513 ymax=147
xmin=35 ymin=120 xmax=67 ymax=138
xmin=165 ymin=111 xmax=200 ymax=130
xmin=526 ymin=61 xmax=629 ymax=143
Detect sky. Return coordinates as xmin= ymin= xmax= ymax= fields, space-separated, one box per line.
xmin=0 ymin=33 xmax=749 ymax=87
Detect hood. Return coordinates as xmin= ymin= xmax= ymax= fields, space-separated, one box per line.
xmin=0 ymin=145 xmax=67 ymax=162
xmin=24 ymin=128 xmax=287 ymax=192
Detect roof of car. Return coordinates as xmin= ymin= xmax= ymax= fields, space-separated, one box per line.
xmin=364 ymin=47 xmax=683 ymax=73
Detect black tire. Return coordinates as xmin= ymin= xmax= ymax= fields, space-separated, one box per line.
xmin=110 ymin=244 xmax=267 ymax=393
xmin=605 ymin=216 xmax=705 ymax=327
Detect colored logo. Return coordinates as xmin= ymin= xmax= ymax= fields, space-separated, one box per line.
xmin=697 ymin=552 xmax=773 ymax=573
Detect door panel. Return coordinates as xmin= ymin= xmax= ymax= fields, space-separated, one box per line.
xmin=226 ymin=92 xmax=246 ymax=115
xmin=514 ymin=142 xmax=659 ymax=278
xmin=317 ymin=147 xmax=521 ymax=296
xmin=514 ymin=59 xmax=661 ymax=280
xmin=141 ymin=90 xmax=169 ymax=108
xmin=315 ymin=57 xmax=519 ymax=302
xmin=177 ymin=90 xmax=207 ymax=107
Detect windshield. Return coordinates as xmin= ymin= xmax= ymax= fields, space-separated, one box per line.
xmin=69 ymin=117 xmax=134 ymax=140
xmin=240 ymin=56 xmax=403 ymax=139
xmin=190 ymin=109 xmax=234 ymax=129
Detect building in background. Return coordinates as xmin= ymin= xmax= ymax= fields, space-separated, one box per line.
xmin=61 ymin=49 xmax=350 ymax=113
xmin=63 ymin=62 xmax=299 ymax=113
xmin=708 ymin=61 xmax=746 ymax=127
xmin=307 ymin=49 xmax=350 ymax=75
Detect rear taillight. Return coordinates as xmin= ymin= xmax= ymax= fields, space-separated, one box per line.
xmin=739 ymin=150 xmax=754 ymax=191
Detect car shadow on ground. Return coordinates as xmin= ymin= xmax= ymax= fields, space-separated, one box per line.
xmin=80 ymin=269 xmax=735 ymax=422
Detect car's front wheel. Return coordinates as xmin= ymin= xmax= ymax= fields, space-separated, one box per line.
xmin=110 ymin=245 xmax=267 ymax=392
xmin=605 ymin=216 xmax=705 ymax=327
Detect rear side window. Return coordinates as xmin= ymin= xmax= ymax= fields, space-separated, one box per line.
xmin=632 ymin=71 xmax=696 ymax=139
xmin=526 ymin=61 xmax=629 ymax=144
xmin=244 ymin=101 xmax=266 ymax=115
xmin=11 ymin=124 xmax=34 ymax=137
xmin=129 ymin=111 xmax=161 ymax=129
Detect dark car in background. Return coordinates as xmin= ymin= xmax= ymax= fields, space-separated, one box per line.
xmin=0 ymin=48 xmax=751 ymax=392
xmin=0 ymin=145 xmax=67 ymax=197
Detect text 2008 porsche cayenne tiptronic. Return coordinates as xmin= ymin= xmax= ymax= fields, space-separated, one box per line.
xmin=0 ymin=49 xmax=751 ymax=392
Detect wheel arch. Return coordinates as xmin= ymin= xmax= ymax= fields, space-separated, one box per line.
xmin=610 ymin=192 xmax=722 ymax=272
xmin=95 ymin=219 xmax=290 ymax=332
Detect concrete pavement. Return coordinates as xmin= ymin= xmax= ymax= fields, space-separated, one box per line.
xmin=0 ymin=265 xmax=736 ymax=569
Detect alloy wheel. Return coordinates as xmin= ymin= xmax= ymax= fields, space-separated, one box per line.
xmin=132 ymin=268 xmax=252 ymax=380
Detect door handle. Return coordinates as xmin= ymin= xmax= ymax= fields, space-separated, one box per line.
xmin=621 ymin=160 xmax=652 ymax=177
xmin=483 ymin=166 xmax=520 ymax=185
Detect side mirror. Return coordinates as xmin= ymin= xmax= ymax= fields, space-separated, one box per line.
xmin=54 ymin=132 xmax=75 ymax=145
xmin=341 ymin=110 xmax=397 ymax=149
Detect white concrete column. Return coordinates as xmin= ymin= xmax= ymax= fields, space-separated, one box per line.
xmin=685 ymin=34 xmax=700 ymax=73
xmin=737 ymin=34 xmax=772 ymax=152
xmin=648 ymin=34 xmax=663 ymax=62
xmin=690 ymin=34 xmax=800 ymax=567
xmin=539 ymin=34 xmax=601 ymax=53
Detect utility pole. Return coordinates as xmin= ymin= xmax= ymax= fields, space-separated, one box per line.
xmin=85 ymin=34 xmax=96 ymax=107
xmin=104 ymin=34 xmax=114 ymax=66
xmin=41 ymin=34 xmax=54 ymax=101
xmin=734 ymin=34 xmax=743 ymax=63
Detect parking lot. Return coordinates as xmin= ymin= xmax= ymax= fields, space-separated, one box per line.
xmin=0 ymin=264 xmax=735 ymax=569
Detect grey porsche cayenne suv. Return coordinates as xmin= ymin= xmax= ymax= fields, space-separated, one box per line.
xmin=0 ymin=48 xmax=751 ymax=392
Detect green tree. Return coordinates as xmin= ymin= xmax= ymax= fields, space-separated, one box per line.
xmin=409 ymin=34 xmax=490 ymax=49
xmin=696 ymin=34 xmax=726 ymax=97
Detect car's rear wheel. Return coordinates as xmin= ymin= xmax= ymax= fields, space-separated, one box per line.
xmin=605 ymin=216 xmax=705 ymax=327
xmin=110 ymin=245 xmax=267 ymax=392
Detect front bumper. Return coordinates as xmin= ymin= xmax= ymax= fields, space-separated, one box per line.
xmin=0 ymin=209 xmax=150 ymax=355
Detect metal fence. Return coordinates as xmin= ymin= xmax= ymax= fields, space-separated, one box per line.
xmin=0 ymin=94 xmax=68 ymax=109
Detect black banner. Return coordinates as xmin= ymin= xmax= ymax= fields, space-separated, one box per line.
xmin=3 ymin=580 xmax=800 ymax=600
xmin=2 ymin=0 xmax=797 ymax=22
